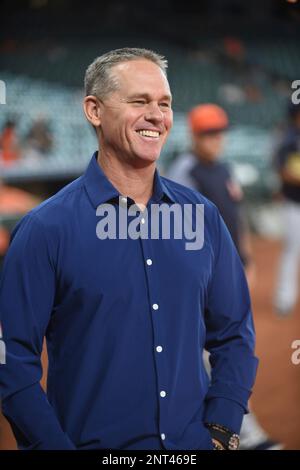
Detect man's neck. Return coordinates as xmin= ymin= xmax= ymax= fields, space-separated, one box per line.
xmin=97 ymin=150 xmax=156 ymax=209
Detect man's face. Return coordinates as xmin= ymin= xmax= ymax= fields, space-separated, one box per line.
xmin=193 ymin=131 xmax=225 ymax=162
xmin=98 ymin=59 xmax=173 ymax=166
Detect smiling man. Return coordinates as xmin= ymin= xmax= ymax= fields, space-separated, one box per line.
xmin=0 ymin=48 xmax=258 ymax=451
xmin=83 ymin=54 xmax=173 ymax=209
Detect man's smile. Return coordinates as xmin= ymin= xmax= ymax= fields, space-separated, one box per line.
xmin=135 ymin=129 xmax=161 ymax=140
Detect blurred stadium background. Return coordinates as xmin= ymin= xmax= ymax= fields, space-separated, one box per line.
xmin=0 ymin=0 xmax=300 ymax=450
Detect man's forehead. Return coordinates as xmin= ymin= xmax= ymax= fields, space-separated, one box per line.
xmin=113 ymin=59 xmax=169 ymax=85
xmin=113 ymin=58 xmax=163 ymax=74
xmin=111 ymin=60 xmax=171 ymax=98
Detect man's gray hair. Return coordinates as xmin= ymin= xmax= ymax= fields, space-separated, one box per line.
xmin=84 ymin=47 xmax=168 ymax=99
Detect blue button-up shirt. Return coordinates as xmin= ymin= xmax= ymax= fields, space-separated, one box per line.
xmin=0 ymin=152 xmax=258 ymax=450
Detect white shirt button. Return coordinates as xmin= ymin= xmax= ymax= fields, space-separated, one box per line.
xmin=156 ymin=346 xmax=163 ymax=353
xmin=146 ymin=259 xmax=152 ymax=266
xmin=161 ymin=433 xmax=166 ymax=440
xmin=152 ymin=303 xmax=159 ymax=310
xmin=120 ymin=196 xmax=127 ymax=203
xmin=141 ymin=217 xmax=146 ymax=224
xmin=160 ymin=390 xmax=166 ymax=397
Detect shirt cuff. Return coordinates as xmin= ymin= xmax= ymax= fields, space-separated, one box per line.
xmin=203 ymin=397 xmax=246 ymax=434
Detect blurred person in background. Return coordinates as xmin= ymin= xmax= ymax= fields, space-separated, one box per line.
xmin=167 ymin=104 xmax=254 ymax=284
xmin=0 ymin=120 xmax=20 ymax=166
xmin=167 ymin=103 xmax=282 ymax=450
xmin=23 ymin=117 xmax=53 ymax=163
xmin=274 ymin=102 xmax=300 ymax=316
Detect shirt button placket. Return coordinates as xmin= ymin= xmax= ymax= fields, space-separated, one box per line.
xmin=141 ymin=236 xmax=167 ymax=448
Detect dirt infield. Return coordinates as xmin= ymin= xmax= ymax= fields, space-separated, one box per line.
xmin=0 ymin=236 xmax=299 ymax=450
xmin=250 ymin=236 xmax=300 ymax=450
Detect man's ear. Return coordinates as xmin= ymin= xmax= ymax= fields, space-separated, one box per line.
xmin=83 ymin=95 xmax=102 ymax=128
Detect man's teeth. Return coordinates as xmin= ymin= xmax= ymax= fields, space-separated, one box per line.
xmin=137 ymin=130 xmax=160 ymax=138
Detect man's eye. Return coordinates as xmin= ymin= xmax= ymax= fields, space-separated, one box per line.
xmin=133 ymin=100 xmax=146 ymax=105
xmin=160 ymin=102 xmax=170 ymax=108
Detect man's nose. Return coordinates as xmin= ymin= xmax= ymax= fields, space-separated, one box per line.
xmin=144 ymin=103 xmax=164 ymax=122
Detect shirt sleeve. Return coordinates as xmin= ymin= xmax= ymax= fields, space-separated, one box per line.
xmin=203 ymin=206 xmax=259 ymax=434
xmin=0 ymin=213 xmax=75 ymax=449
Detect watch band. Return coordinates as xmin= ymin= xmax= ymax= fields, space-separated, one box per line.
xmin=212 ymin=438 xmax=226 ymax=450
xmin=205 ymin=422 xmax=240 ymax=450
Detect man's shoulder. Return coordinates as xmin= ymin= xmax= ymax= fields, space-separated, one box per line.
xmin=161 ymin=175 xmax=217 ymax=211
xmin=25 ymin=176 xmax=85 ymax=226
xmin=161 ymin=177 xmax=224 ymax=249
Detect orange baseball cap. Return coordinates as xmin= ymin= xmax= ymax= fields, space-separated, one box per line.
xmin=188 ymin=104 xmax=229 ymax=134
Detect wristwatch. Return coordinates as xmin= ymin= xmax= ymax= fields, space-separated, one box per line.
xmin=206 ymin=423 xmax=240 ymax=450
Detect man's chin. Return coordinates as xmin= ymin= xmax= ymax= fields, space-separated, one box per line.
xmin=131 ymin=151 xmax=161 ymax=167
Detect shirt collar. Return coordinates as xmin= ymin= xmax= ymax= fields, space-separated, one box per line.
xmin=84 ymin=152 xmax=175 ymax=208
xmin=152 ymin=165 xmax=176 ymax=204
